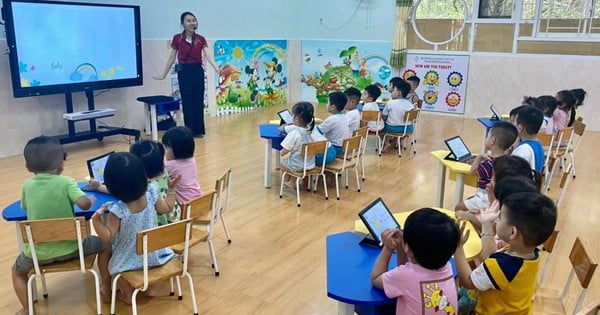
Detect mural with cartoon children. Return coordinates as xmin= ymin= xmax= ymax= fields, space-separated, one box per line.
xmin=301 ymin=40 xmax=393 ymax=103
xmin=214 ymin=40 xmax=288 ymax=115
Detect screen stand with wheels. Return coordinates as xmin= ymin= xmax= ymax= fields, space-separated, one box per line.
xmin=359 ymin=235 xmax=382 ymax=248
xmin=52 ymin=91 xmax=140 ymax=145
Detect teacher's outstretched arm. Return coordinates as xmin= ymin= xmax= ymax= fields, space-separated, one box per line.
xmin=153 ymin=48 xmax=177 ymax=80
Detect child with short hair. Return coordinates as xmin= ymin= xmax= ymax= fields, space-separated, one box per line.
xmin=362 ymin=84 xmax=384 ymax=132
xmin=12 ymin=136 xmax=104 ymax=314
xmin=455 ymin=121 xmax=518 ymax=213
xmin=380 ymin=77 xmax=414 ymax=153
xmin=371 ymin=208 xmax=460 ymax=315
xmin=279 ymin=102 xmax=334 ymax=188
xmin=454 ymin=192 xmax=557 ymax=315
xmin=405 ymin=75 xmax=421 ymax=106
xmin=161 ymin=126 xmax=203 ymax=207
xmin=536 ymin=95 xmax=558 ymax=134
xmin=316 ymin=92 xmax=350 ymax=156
xmin=344 ymin=87 xmax=362 ymax=133
xmin=92 ymin=152 xmax=179 ymax=303
xmin=130 ymin=140 xmax=179 ymax=225
xmin=553 ymin=90 xmax=575 ymax=132
xmin=512 ymin=106 xmax=545 ymax=173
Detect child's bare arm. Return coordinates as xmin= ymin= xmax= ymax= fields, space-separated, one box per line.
xmin=74 ymin=195 xmax=93 ymax=210
xmin=89 ymin=179 xmax=109 ymax=194
xmin=454 ymin=221 xmax=476 ymax=289
xmin=280 ymin=148 xmax=290 ymax=157
xmin=371 ymin=246 xmax=393 ymax=290
xmin=155 ymin=175 xmax=180 ymax=214
xmin=469 ymin=154 xmax=489 ymax=175
xmin=91 ymin=204 xmax=119 ymax=242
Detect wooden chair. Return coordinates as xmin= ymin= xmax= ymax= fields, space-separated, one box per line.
xmin=172 ymin=191 xmax=217 ymax=275
xmin=20 ymin=217 xmax=101 ymax=315
xmin=110 ymin=219 xmax=198 ymax=315
xmin=379 ymin=109 xmax=418 ymax=158
xmin=279 ymin=140 xmax=329 ymax=207
xmin=324 ymin=135 xmax=362 ymax=200
xmin=352 ymin=126 xmax=368 ymax=181
xmin=545 ymin=127 xmax=575 ymax=192
xmin=360 ymin=110 xmax=382 ymax=153
xmin=555 ymin=164 xmax=573 ymax=211
xmin=413 ymin=100 xmax=423 ymax=143
xmin=568 ymin=120 xmax=586 ymax=178
xmin=539 ymin=230 xmax=560 ymax=286
xmin=533 ymin=237 xmax=598 ymax=315
xmin=214 ymin=168 xmax=233 ymax=244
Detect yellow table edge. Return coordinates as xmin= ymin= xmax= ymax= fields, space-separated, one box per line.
xmin=431 ymin=150 xmax=478 ymax=187
xmin=354 ymin=207 xmax=482 ymax=261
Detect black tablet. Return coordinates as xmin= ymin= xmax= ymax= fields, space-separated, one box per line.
xmin=358 ymin=197 xmax=401 ymax=247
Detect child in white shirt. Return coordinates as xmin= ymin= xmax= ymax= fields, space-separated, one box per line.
xmin=344 ymin=87 xmax=361 ymax=133
xmin=317 ymin=92 xmax=350 ymax=156
xmin=362 ymin=84 xmax=384 ymax=132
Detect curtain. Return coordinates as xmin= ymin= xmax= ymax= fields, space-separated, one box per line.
xmin=390 ymin=0 xmax=413 ymax=69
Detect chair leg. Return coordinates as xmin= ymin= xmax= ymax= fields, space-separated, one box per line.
xmin=397 ymin=137 xmax=402 ymax=157
xmin=219 ymin=213 xmax=232 ymax=243
xmin=131 ymin=288 xmax=141 ymax=315
xmin=169 ymin=277 xmax=175 ymax=296
xmin=335 ymin=172 xmax=341 ymax=200
xmin=208 ymin=239 xmax=220 ymax=276
xmin=345 ymin=169 xmax=349 ymax=189
xmin=279 ymin=172 xmax=286 ymax=198
xmin=27 ymin=275 xmax=35 ymax=315
xmin=570 ymin=152 xmax=576 ymax=178
xmin=295 ymin=177 xmax=301 ymax=207
xmin=184 ymin=273 xmax=199 ymax=315
xmin=89 ymin=269 xmax=102 ymax=315
xmin=110 ymin=274 xmax=122 ymax=315
xmin=379 ymin=135 xmax=386 ymax=156
xmin=321 ymin=173 xmax=329 ymax=200
xmin=41 ymin=273 xmax=48 ymax=298
xmin=355 ymin=167 xmax=361 ymax=192
xmin=176 ymin=276 xmax=183 ymax=299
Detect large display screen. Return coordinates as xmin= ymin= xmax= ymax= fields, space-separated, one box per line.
xmin=2 ymin=0 xmax=143 ymax=97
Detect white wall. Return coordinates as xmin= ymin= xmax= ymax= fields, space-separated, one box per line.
xmin=0 ymin=0 xmax=597 ymax=157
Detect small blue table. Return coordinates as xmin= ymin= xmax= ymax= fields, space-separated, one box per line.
xmin=2 ymin=182 xmax=117 ymax=251
xmin=137 ymin=95 xmax=181 ymax=141
xmin=477 ymin=117 xmax=500 ymax=151
xmin=326 ymin=231 xmax=456 ymax=315
xmin=259 ymin=124 xmax=285 ymax=188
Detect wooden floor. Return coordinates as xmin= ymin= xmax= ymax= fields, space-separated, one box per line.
xmin=0 ymin=105 xmax=597 ymax=314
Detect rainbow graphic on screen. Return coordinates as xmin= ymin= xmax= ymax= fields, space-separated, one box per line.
xmin=70 ymin=63 xmax=98 ymax=82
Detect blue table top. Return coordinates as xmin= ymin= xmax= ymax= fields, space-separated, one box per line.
xmin=326 ymin=231 xmax=457 ymax=307
xmin=259 ymin=124 xmax=285 ymax=151
xmin=326 ymin=231 xmax=396 ymax=306
xmin=2 ymin=182 xmax=117 ymax=222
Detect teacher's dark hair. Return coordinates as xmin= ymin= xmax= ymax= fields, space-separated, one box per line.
xmin=180 ymin=11 xmax=196 ymax=25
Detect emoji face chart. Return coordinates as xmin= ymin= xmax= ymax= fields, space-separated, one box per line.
xmin=401 ymin=54 xmax=469 ymax=114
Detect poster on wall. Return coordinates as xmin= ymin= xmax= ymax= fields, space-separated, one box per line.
xmin=301 ymin=40 xmax=393 ymax=103
xmin=214 ymin=40 xmax=288 ymax=116
xmin=401 ymin=54 xmax=469 ymax=114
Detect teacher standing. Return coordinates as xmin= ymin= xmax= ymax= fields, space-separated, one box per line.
xmin=154 ymin=11 xmax=218 ymax=138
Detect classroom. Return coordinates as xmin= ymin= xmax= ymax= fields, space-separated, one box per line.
xmin=0 ymin=0 xmax=598 ymax=314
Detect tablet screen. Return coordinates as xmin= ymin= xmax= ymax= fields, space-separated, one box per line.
xmin=490 ymin=105 xmax=503 ymax=121
xmin=86 ymin=152 xmax=114 ymax=184
xmin=358 ymin=198 xmax=401 ymax=244
xmin=445 ymin=136 xmax=470 ymax=159
xmin=277 ymin=110 xmax=293 ymax=124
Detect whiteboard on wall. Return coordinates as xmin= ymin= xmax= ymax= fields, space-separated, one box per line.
xmin=401 ymin=54 xmax=470 ymax=115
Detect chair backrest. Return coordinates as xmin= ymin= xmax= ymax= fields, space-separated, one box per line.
xmin=214 ymin=168 xmax=232 ymax=215
xmin=20 ymin=216 xmax=89 ymax=243
xmin=300 ymin=140 xmax=329 ymax=176
xmin=181 ymin=190 xmax=217 ymax=221
xmin=135 ymin=219 xmax=192 ymax=254
xmin=360 ymin=110 xmax=381 ymax=123
xmin=570 ymin=120 xmax=587 ymax=152
xmin=538 ymin=133 xmax=555 ymax=176
xmin=550 ymin=127 xmax=575 ymax=157
xmin=352 ymin=126 xmax=368 ymax=155
xmin=340 ymin=135 xmax=362 ymax=163
xmin=569 ymin=237 xmax=597 ymax=289
xmin=20 ymin=216 xmax=89 ymax=273
xmin=403 ymin=109 xmax=419 ymax=124
xmin=415 ymin=99 xmax=423 ymax=109
xmin=543 ymin=230 xmax=560 ymax=253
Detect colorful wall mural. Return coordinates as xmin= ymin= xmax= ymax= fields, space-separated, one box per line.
xmin=301 ymin=40 xmax=393 ymax=103
xmin=214 ymin=40 xmax=288 ymax=115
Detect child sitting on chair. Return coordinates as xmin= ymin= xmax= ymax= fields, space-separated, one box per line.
xmin=380 ymin=77 xmax=414 ymax=153
xmin=344 ymin=87 xmax=362 ymax=133
xmin=371 ymin=208 xmax=460 ymax=315
xmin=455 ymin=121 xmax=518 ymax=213
xmin=535 ymin=95 xmax=558 ymax=135
xmin=454 ymin=191 xmax=557 ymax=315
xmin=512 ymin=106 xmax=545 ymax=173
xmin=316 ymin=92 xmax=350 ymax=156
xmin=569 ymin=88 xmax=586 ymax=126
xmin=161 ymin=126 xmax=204 ymax=208
xmin=92 ymin=152 xmax=178 ymax=303
xmin=12 ymin=136 xmax=104 ymax=315
xmin=362 ymin=84 xmax=384 ymax=133
xmin=553 ymin=90 xmax=575 ymax=132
